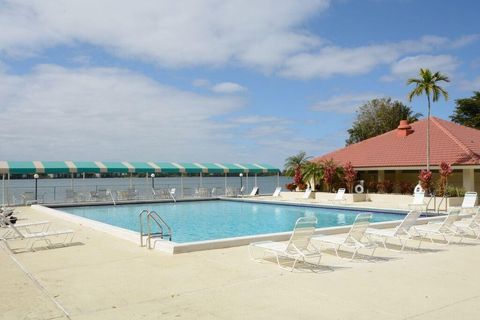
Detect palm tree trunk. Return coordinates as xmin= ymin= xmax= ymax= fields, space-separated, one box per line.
xmin=427 ymin=93 xmax=431 ymax=171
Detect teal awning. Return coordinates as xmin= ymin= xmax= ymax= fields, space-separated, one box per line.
xmin=154 ymin=162 xmax=182 ymax=174
xmin=0 ymin=161 xmax=280 ymax=175
xmin=42 ymin=161 xmax=70 ymax=174
xmin=71 ymin=161 xmax=101 ymax=173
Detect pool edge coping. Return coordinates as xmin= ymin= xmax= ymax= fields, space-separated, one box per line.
xmin=32 ymin=204 xmax=445 ymax=255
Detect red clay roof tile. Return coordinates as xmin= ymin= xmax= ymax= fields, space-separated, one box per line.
xmin=313 ymin=117 xmax=480 ymax=168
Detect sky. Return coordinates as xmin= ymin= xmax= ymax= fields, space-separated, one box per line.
xmin=0 ymin=0 xmax=479 ymax=167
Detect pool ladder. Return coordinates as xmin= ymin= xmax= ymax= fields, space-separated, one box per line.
xmin=139 ymin=209 xmax=172 ymax=249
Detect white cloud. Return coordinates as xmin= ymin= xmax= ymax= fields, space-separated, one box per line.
xmin=384 ymin=54 xmax=458 ymax=81
xmin=0 ymin=65 xmax=245 ymax=160
xmin=450 ymin=34 xmax=480 ymax=49
xmin=0 ymin=0 xmax=329 ymax=69
xmin=310 ymin=93 xmax=384 ymax=114
xmin=211 ymin=82 xmax=246 ymax=93
xmin=0 ymin=2 xmax=477 ymax=80
xmin=279 ymin=36 xmax=448 ymax=79
xmin=231 ymin=115 xmax=288 ymax=124
xmin=193 ymin=79 xmax=247 ymax=93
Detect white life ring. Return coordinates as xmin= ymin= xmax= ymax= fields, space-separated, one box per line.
xmin=414 ymin=184 xmax=424 ymax=193
xmin=354 ymin=184 xmax=364 ymax=194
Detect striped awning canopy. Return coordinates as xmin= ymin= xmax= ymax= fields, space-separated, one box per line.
xmin=0 ymin=161 xmax=279 ymax=175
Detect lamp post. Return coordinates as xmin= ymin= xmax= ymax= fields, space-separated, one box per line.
xmin=151 ymin=173 xmax=155 ymax=189
xmin=34 ymin=173 xmax=39 ymax=201
xmin=239 ymin=173 xmax=243 ymax=195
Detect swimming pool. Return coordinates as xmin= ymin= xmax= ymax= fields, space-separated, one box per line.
xmin=58 ymin=200 xmax=405 ymax=243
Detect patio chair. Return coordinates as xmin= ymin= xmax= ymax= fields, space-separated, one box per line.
xmin=0 ymin=214 xmax=50 ymax=239
xmin=452 ymin=192 xmax=478 ymax=214
xmin=454 ymin=207 xmax=480 ymax=239
xmin=249 ymin=216 xmax=322 ymax=271
xmin=249 ymin=187 xmax=259 ymax=196
xmin=127 ymin=188 xmax=138 ymax=200
xmin=408 ymin=191 xmax=426 ymax=209
xmin=302 ymin=187 xmax=312 ymax=199
xmin=272 ymin=187 xmax=282 ymax=197
xmin=169 ymin=188 xmax=176 ymax=200
xmin=414 ymin=209 xmax=466 ymax=244
xmin=312 ymin=213 xmax=377 ymax=259
xmin=1 ymin=223 xmax=74 ymax=251
xmin=328 ymin=188 xmax=346 ymax=204
xmin=366 ymin=209 xmax=423 ymax=251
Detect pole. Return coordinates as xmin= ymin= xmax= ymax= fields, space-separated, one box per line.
xmin=224 ymin=173 xmax=227 ymax=195
xmin=200 ymin=172 xmax=203 ymax=187
xmin=277 ymin=172 xmax=280 ymax=187
xmin=151 ymin=174 xmax=155 ymax=189
xmin=7 ymin=173 xmax=10 ymax=206
xmin=246 ymin=173 xmax=249 ymax=194
xmin=255 ymin=173 xmax=257 ymax=187
xmin=2 ymin=174 xmax=5 ymax=206
xmin=34 ymin=176 xmax=38 ymax=201
xmin=180 ymin=173 xmax=184 ymax=198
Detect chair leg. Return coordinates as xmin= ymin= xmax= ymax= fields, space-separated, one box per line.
xmin=351 ymin=248 xmax=358 ymax=260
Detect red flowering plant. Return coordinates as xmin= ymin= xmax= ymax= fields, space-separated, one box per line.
xmin=418 ymin=170 xmax=433 ymax=193
xmin=323 ymin=159 xmax=339 ymax=192
xmin=293 ymin=167 xmax=303 ymax=186
xmin=285 ymin=183 xmax=296 ymax=191
xmin=437 ymin=162 xmax=453 ymax=196
xmin=343 ymin=162 xmax=357 ymax=193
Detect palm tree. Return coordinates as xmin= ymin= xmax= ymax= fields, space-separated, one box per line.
xmin=284 ymin=151 xmax=311 ymax=177
xmin=284 ymin=151 xmax=311 ymax=189
xmin=407 ymin=68 xmax=449 ymax=171
xmin=301 ymin=161 xmax=323 ymax=190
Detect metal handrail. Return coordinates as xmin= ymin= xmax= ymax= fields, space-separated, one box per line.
xmin=106 ymin=189 xmax=116 ymax=206
xmin=425 ymin=192 xmax=436 ymax=215
xmin=139 ymin=209 xmax=173 ymax=249
xmin=437 ymin=195 xmax=448 ymax=213
xmin=138 ymin=209 xmax=149 ymax=247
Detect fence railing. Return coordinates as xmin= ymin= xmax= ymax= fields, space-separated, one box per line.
xmin=1 ymin=176 xmax=289 ymax=206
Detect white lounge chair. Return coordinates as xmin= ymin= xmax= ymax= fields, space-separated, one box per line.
xmin=249 ymin=216 xmax=322 ymax=271
xmin=366 ymin=209 xmax=423 ymax=251
xmin=272 ymin=187 xmax=281 ymax=197
xmin=312 ymin=213 xmax=377 ymax=259
xmin=0 ymin=210 xmax=50 ymax=236
xmin=408 ymin=191 xmax=426 ymax=209
xmin=455 ymin=207 xmax=480 ymax=239
xmin=328 ymin=188 xmax=346 ymax=204
xmin=249 ymin=187 xmax=259 ymax=197
xmin=302 ymin=187 xmax=312 ymax=199
xmin=1 ymin=223 xmax=75 ymax=251
xmin=453 ymin=192 xmax=478 ymax=214
xmin=414 ymin=209 xmax=465 ymax=244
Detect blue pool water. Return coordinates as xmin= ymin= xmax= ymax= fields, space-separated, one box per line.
xmin=59 ymin=200 xmax=405 ymax=243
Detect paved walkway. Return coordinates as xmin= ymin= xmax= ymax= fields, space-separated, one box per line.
xmin=1 ymin=207 xmax=480 ymax=319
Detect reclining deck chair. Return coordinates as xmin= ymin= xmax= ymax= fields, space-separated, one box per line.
xmin=1 ymin=223 xmax=74 ymax=251
xmin=249 ymin=216 xmax=322 ymax=271
xmin=366 ymin=210 xmax=423 ymax=251
xmin=312 ymin=213 xmax=377 ymax=259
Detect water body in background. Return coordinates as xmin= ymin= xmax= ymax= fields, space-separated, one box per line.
xmin=1 ymin=175 xmax=292 ymax=205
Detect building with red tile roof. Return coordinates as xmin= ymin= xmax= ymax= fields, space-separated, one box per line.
xmin=313 ymin=117 xmax=480 ymax=193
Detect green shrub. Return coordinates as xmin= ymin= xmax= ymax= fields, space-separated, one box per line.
xmin=445 ymin=185 xmax=466 ymax=197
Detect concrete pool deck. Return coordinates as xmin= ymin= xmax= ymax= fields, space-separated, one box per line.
xmin=2 ymin=206 xmax=480 ymax=319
